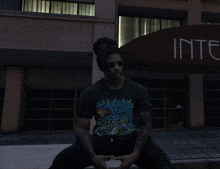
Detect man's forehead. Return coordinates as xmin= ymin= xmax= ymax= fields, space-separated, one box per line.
xmin=107 ymin=54 xmax=122 ymax=61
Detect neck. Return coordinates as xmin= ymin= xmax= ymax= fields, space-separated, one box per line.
xmin=105 ymin=76 xmax=125 ymax=88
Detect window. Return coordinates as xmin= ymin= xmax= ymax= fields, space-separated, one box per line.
xmin=204 ymin=22 xmax=220 ymax=25
xmin=119 ymin=16 xmax=139 ymax=48
xmin=119 ymin=16 xmax=181 ymax=47
xmin=22 ymin=0 xmax=95 ymax=16
xmin=201 ymin=0 xmax=220 ymax=4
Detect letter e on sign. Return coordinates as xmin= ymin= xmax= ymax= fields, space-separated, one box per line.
xmin=208 ymin=40 xmax=220 ymax=60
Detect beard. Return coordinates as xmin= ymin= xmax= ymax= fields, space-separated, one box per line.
xmin=110 ymin=75 xmax=123 ymax=81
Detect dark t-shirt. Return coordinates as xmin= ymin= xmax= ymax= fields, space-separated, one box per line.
xmin=77 ymin=77 xmax=153 ymax=136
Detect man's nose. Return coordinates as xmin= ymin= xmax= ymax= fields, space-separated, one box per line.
xmin=115 ymin=63 xmax=119 ymax=69
xmin=111 ymin=64 xmax=119 ymax=73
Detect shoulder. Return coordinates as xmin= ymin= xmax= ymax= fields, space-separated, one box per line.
xmin=82 ymin=78 xmax=104 ymax=95
xmin=127 ymin=78 xmax=148 ymax=92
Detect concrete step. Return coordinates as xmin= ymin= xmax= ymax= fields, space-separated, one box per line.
xmin=172 ymin=158 xmax=220 ymax=169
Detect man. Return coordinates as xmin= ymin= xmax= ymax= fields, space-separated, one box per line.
xmin=48 ymin=37 xmax=174 ymax=169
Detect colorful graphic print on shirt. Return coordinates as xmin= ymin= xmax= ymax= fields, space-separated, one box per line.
xmin=94 ymin=98 xmax=135 ymax=136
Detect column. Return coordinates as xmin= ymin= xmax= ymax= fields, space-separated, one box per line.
xmin=189 ymin=74 xmax=204 ymax=127
xmin=1 ymin=67 xmax=25 ymax=133
xmin=187 ymin=0 xmax=204 ymax=127
xmin=187 ymin=0 xmax=201 ymax=25
xmin=91 ymin=0 xmax=117 ymax=134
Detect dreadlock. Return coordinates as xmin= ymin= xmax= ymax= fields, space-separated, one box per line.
xmin=93 ymin=37 xmax=120 ymax=71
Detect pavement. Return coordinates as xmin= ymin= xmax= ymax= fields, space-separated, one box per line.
xmin=0 ymin=128 xmax=220 ymax=169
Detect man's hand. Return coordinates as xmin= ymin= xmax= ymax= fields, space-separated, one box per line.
xmin=113 ymin=153 xmax=139 ymax=169
xmin=92 ymin=155 xmax=114 ymax=169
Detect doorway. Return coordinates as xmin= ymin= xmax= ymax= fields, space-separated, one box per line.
xmin=203 ymin=79 xmax=220 ymax=127
xmin=131 ymin=77 xmax=189 ymax=129
xmin=0 ymin=88 xmax=5 ymax=128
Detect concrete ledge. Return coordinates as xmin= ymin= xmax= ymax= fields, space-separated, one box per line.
xmin=171 ymin=158 xmax=220 ymax=164
xmin=171 ymin=158 xmax=220 ymax=169
xmin=1 ymin=144 xmax=220 ymax=169
xmin=0 ymin=10 xmax=115 ymax=23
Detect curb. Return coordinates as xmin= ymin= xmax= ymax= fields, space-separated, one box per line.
xmin=171 ymin=158 xmax=220 ymax=169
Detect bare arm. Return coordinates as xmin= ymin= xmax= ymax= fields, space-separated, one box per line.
xmin=73 ymin=117 xmax=96 ymax=160
xmin=132 ymin=111 xmax=152 ymax=156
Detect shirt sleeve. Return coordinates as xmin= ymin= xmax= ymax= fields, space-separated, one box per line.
xmin=77 ymin=88 xmax=96 ymax=119
xmin=134 ymin=85 xmax=153 ymax=115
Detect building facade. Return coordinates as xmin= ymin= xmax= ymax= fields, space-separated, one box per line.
xmin=0 ymin=0 xmax=220 ymax=133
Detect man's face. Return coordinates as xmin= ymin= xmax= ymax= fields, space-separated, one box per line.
xmin=103 ymin=54 xmax=124 ymax=80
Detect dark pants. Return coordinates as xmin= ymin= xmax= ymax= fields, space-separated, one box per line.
xmin=48 ymin=131 xmax=174 ymax=169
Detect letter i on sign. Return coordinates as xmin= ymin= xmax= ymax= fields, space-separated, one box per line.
xmin=174 ymin=38 xmax=177 ymax=59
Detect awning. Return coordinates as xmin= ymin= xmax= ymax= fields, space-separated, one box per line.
xmin=0 ymin=48 xmax=93 ymax=70
xmin=120 ymin=24 xmax=220 ymax=74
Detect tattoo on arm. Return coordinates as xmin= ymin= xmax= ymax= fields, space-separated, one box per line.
xmin=78 ymin=130 xmax=96 ymax=159
xmin=134 ymin=111 xmax=152 ymax=130
xmin=74 ymin=118 xmax=96 ymax=159
xmin=133 ymin=111 xmax=152 ymax=155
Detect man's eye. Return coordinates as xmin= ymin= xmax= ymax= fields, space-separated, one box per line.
xmin=108 ymin=62 xmax=115 ymax=68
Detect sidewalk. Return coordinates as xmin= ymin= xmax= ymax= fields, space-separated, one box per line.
xmin=0 ymin=128 xmax=220 ymax=169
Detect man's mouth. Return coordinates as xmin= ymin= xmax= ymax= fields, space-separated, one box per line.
xmin=114 ymin=73 xmax=120 ymax=76
xmin=114 ymin=72 xmax=121 ymax=75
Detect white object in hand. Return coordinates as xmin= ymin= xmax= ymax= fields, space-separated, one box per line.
xmin=105 ymin=159 xmax=122 ymax=168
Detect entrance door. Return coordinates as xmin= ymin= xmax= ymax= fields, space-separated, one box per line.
xmin=203 ymin=79 xmax=220 ymax=127
xmin=131 ymin=77 xmax=189 ymax=129
xmin=0 ymin=88 xmax=5 ymax=127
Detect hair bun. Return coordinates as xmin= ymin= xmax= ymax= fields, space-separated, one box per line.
xmin=93 ymin=37 xmax=120 ymax=71
xmin=93 ymin=37 xmax=118 ymax=57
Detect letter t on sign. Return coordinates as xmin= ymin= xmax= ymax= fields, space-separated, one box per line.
xmin=180 ymin=39 xmax=193 ymax=59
